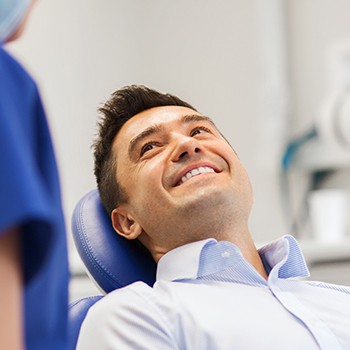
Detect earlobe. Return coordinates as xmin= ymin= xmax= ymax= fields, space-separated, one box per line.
xmin=111 ymin=207 xmax=143 ymax=240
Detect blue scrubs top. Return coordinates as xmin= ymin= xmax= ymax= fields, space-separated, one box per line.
xmin=0 ymin=47 xmax=68 ymax=350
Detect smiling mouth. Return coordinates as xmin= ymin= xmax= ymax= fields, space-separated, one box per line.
xmin=176 ymin=166 xmax=216 ymax=186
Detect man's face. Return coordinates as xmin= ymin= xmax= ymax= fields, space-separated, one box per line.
xmin=112 ymin=106 xmax=253 ymax=253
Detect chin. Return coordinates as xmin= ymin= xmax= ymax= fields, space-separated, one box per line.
xmin=177 ymin=186 xmax=235 ymax=213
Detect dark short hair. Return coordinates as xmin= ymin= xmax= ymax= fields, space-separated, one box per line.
xmin=93 ymin=85 xmax=197 ymax=215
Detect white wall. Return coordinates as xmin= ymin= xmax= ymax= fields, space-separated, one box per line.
xmin=8 ymin=0 xmax=293 ymax=250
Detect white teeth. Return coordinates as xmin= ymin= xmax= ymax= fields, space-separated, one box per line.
xmin=179 ymin=166 xmax=215 ymax=185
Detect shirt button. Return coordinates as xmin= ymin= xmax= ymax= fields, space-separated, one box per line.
xmin=221 ymin=250 xmax=231 ymax=258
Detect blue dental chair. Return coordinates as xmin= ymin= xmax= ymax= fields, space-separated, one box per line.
xmin=68 ymin=190 xmax=157 ymax=349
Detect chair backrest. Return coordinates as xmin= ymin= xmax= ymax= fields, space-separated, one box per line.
xmin=71 ymin=189 xmax=157 ymax=293
xmin=68 ymin=190 xmax=157 ymax=349
xmin=68 ymin=296 xmax=103 ymax=350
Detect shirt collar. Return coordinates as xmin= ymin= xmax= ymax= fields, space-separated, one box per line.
xmin=259 ymin=234 xmax=310 ymax=280
xmin=156 ymin=238 xmax=216 ymax=281
xmin=156 ymin=234 xmax=309 ymax=282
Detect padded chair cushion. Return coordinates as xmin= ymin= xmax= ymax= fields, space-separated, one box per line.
xmin=71 ymin=190 xmax=156 ymax=293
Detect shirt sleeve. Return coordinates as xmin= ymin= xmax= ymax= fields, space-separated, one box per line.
xmin=76 ymin=282 xmax=180 ymax=350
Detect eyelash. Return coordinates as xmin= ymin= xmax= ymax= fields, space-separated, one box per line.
xmin=140 ymin=142 xmax=158 ymax=156
xmin=140 ymin=126 xmax=212 ymax=156
xmin=190 ymin=126 xmax=212 ymax=136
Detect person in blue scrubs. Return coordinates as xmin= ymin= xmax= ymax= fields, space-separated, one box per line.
xmin=0 ymin=1 xmax=69 ymax=349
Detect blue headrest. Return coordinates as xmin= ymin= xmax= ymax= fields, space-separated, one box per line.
xmin=71 ymin=190 xmax=156 ymax=293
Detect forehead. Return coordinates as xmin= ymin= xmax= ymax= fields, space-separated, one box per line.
xmin=123 ymin=105 xmax=204 ymax=138
xmin=114 ymin=105 xmax=212 ymax=147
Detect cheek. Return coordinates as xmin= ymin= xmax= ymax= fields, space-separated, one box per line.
xmin=215 ymin=142 xmax=237 ymax=167
xmin=215 ymin=139 xmax=237 ymax=157
xmin=133 ymin=159 xmax=165 ymax=197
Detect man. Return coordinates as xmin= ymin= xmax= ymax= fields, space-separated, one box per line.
xmin=77 ymin=85 xmax=350 ymax=349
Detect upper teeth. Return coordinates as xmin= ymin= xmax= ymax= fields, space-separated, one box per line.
xmin=180 ymin=166 xmax=215 ymax=185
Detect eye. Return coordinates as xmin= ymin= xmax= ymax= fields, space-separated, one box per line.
xmin=190 ymin=126 xmax=211 ymax=136
xmin=140 ymin=142 xmax=157 ymax=156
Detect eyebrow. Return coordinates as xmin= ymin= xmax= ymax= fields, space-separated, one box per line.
xmin=128 ymin=114 xmax=217 ymax=158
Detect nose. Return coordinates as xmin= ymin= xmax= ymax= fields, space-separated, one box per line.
xmin=170 ymin=135 xmax=202 ymax=162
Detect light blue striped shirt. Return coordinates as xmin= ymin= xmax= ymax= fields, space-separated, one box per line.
xmin=78 ymin=235 xmax=350 ymax=349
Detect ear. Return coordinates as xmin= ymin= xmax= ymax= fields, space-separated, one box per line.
xmin=111 ymin=206 xmax=143 ymax=240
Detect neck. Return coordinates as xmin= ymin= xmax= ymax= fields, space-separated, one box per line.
xmin=234 ymin=235 xmax=268 ymax=280
xmin=217 ymin=226 xmax=268 ymax=280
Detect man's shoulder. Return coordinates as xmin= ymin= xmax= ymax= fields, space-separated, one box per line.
xmin=78 ymin=284 xmax=180 ymax=348
xmin=82 ymin=281 xmax=177 ymax=333
xmin=304 ymin=280 xmax=350 ymax=295
xmin=89 ymin=282 xmax=155 ymax=313
xmin=289 ymin=278 xmax=350 ymax=306
xmin=85 ymin=280 xmax=185 ymax=321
